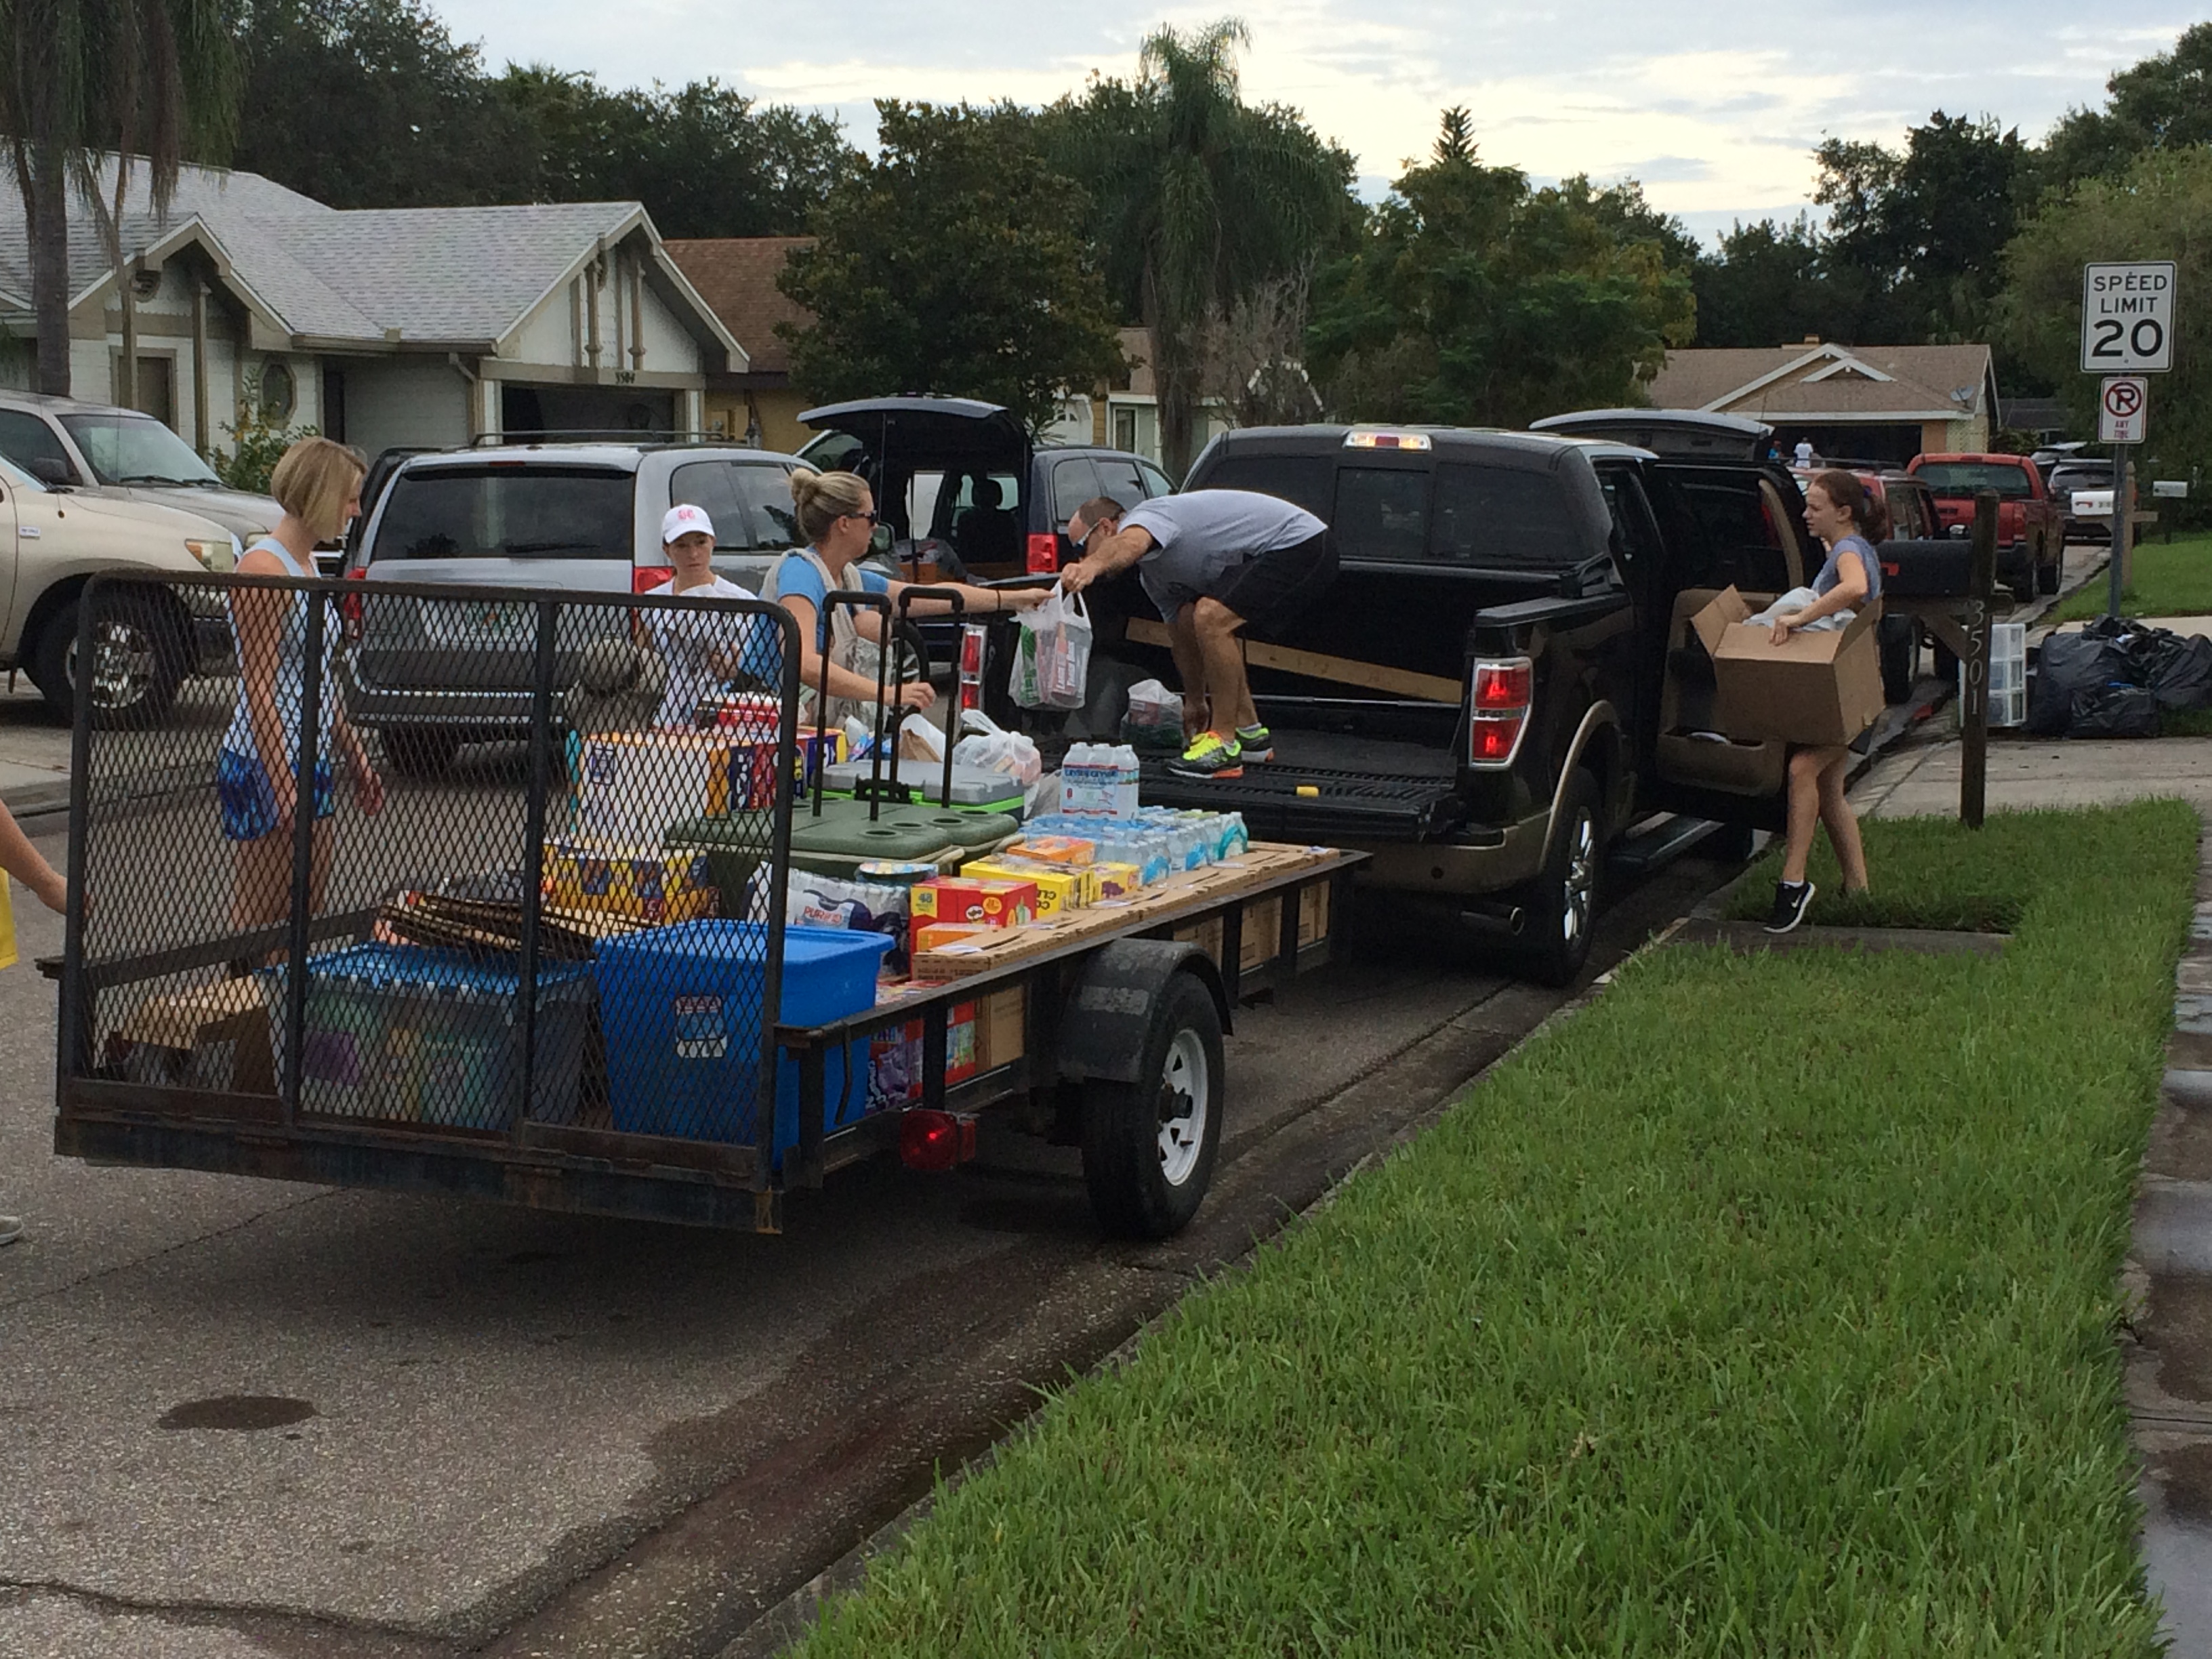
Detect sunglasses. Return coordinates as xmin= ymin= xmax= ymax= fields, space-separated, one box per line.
xmin=844 ymin=509 xmax=880 ymax=525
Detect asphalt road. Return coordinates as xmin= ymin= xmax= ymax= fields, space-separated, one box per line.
xmin=0 ymin=724 xmax=1738 ymax=1659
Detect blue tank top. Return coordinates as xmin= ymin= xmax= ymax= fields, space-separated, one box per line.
xmin=1814 ymin=534 xmax=1881 ymax=604
xmin=222 ymin=539 xmax=337 ymax=762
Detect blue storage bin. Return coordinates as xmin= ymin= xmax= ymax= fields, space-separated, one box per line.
xmin=592 ymin=922 xmax=893 ymax=1154
xmin=261 ymin=945 xmax=593 ymax=1129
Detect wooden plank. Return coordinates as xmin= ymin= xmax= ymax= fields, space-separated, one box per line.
xmin=1126 ymin=617 xmax=1461 ymax=703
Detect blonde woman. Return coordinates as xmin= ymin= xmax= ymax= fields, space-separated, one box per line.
xmin=762 ymin=468 xmax=1044 ymax=726
xmin=223 ymin=438 xmax=383 ymax=930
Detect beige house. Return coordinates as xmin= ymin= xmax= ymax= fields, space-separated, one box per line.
xmin=1646 ymin=339 xmax=2000 ymax=466
xmin=0 ymin=156 xmax=744 ymax=457
xmin=663 ymin=237 xmax=819 ymax=455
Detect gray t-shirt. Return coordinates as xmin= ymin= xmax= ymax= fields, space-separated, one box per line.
xmin=1122 ymin=489 xmax=1326 ymax=621
xmin=1814 ymin=534 xmax=1882 ymax=603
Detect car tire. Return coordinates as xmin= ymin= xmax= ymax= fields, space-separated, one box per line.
xmin=1080 ymin=970 xmax=1225 ymax=1240
xmin=32 ymin=586 xmax=186 ymax=730
xmin=1519 ymin=767 xmax=1602 ymax=987
xmin=382 ymin=726 xmax=460 ymax=779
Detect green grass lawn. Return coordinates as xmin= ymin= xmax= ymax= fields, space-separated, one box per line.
xmin=796 ymin=804 xmax=2196 ymax=1657
xmin=2051 ymin=531 xmax=2212 ymax=622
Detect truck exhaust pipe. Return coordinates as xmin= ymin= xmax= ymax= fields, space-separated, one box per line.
xmin=1460 ymin=899 xmax=1526 ymax=938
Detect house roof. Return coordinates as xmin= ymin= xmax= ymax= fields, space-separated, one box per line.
xmin=663 ymin=237 xmax=813 ymax=375
xmin=0 ymin=155 xmax=736 ymax=363
xmin=1648 ymin=342 xmax=1996 ymax=424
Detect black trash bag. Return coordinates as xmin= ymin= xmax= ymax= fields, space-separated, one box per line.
xmin=2069 ymin=681 xmax=2160 ymax=739
xmin=2028 ymin=633 xmax=2129 ymax=736
xmin=2151 ymin=634 xmax=2212 ymax=711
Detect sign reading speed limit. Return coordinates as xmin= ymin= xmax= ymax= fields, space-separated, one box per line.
xmin=2083 ymin=262 xmax=2177 ymax=372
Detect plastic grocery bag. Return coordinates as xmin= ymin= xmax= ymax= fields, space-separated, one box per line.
xmin=1120 ymin=676 xmax=1184 ymax=754
xmin=1011 ymin=592 xmax=1092 ymax=710
xmin=952 ymin=709 xmax=1043 ymax=785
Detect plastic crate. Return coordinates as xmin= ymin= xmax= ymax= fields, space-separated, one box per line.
xmin=262 ymin=945 xmax=592 ymax=1129
xmin=592 ymin=922 xmax=893 ymax=1150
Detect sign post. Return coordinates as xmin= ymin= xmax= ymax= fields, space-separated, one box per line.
xmin=2085 ymin=262 xmax=2177 ymax=620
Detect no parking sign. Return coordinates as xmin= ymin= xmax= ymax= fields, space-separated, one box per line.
xmin=2100 ymin=375 xmax=2148 ymax=443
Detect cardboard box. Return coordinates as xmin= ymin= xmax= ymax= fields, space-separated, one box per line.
xmin=962 ymin=858 xmax=1090 ymax=918
xmin=578 ymin=732 xmax=753 ymax=842
xmin=545 ymin=839 xmax=718 ymax=924
xmin=1688 ymin=587 xmax=1886 ymax=746
xmin=115 ymin=979 xmax=274 ymax=1094
xmin=977 ymin=986 xmax=1025 ymax=1069
xmin=912 ymin=876 xmax=1038 ymax=930
xmin=1090 ymin=861 xmax=1142 ymax=900
xmin=868 ymin=1001 xmax=978 ymax=1110
xmin=1240 ymin=895 xmax=1282 ymax=972
xmin=912 ymin=921 xmax=991 ymax=956
xmin=1299 ymin=879 xmax=1331 ymax=948
xmin=1007 ymin=834 xmax=1095 ymax=867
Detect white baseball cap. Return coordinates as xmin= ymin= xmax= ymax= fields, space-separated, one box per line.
xmin=662 ymin=503 xmax=715 ymax=544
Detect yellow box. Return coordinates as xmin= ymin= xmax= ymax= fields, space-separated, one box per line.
xmin=963 ymin=857 xmax=1090 ymax=918
xmin=545 ymin=839 xmax=718 ymax=924
xmin=1090 ymin=861 xmax=1142 ymax=900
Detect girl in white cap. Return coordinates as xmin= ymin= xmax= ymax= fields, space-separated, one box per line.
xmin=642 ymin=503 xmax=767 ymax=729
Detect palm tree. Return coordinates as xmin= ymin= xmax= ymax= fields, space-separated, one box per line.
xmin=1050 ymin=19 xmax=1347 ymax=478
xmin=0 ymin=0 xmax=240 ymax=396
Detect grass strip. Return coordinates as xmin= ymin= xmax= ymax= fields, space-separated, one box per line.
xmin=797 ymin=802 xmax=2196 ymax=1656
xmin=2050 ymin=532 xmax=2212 ymax=622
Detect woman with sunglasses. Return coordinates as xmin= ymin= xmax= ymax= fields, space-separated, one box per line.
xmin=764 ymin=467 xmax=1044 ymax=726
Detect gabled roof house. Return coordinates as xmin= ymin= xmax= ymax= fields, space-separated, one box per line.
xmin=1646 ymin=340 xmax=2001 ymax=466
xmin=0 ymin=157 xmax=743 ymax=457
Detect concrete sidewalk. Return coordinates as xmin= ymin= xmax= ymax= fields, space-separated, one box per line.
xmin=1841 ymin=723 xmax=2212 ymax=1650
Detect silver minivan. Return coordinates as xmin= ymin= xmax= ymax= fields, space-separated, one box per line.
xmin=344 ymin=441 xmax=817 ymax=774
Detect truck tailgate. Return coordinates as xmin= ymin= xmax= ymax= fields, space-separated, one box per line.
xmin=1140 ymin=762 xmax=1461 ymax=840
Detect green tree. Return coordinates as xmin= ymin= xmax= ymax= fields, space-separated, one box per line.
xmin=777 ymin=100 xmax=1126 ymax=436
xmin=1999 ymin=144 xmax=2212 ymax=477
xmin=1040 ymin=19 xmax=1357 ymax=478
xmin=0 ymin=0 xmax=241 ymax=394
xmin=2043 ymin=23 xmax=2212 ymax=190
xmin=1307 ymin=113 xmax=1695 ymax=426
xmin=226 ymin=0 xmax=527 ymax=207
xmin=1691 ymin=215 xmax=1860 ymax=348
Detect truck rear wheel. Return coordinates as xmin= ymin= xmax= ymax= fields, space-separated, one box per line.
xmin=1081 ymin=971 xmax=1224 ymax=1240
xmin=2037 ymin=531 xmax=2061 ymax=595
xmin=33 ymin=587 xmax=187 ymax=730
xmin=1519 ymin=767 xmax=1601 ymax=987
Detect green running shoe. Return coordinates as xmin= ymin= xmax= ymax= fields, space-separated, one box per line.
xmin=1169 ymin=731 xmax=1244 ymax=779
xmin=1235 ymin=722 xmax=1273 ymax=762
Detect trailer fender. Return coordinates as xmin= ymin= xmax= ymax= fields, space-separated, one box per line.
xmin=1055 ymin=939 xmax=1232 ymax=1084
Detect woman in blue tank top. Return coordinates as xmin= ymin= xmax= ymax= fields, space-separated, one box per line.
xmin=224 ymin=438 xmax=384 ymax=930
xmin=1765 ymin=469 xmax=1887 ymax=933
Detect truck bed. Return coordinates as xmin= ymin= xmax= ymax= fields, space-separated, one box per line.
xmin=1141 ymin=730 xmax=1460 ymax=841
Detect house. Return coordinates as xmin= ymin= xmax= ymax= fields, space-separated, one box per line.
xmin=662 ymin=237 xmax=820 ymax=455
xmin=1645 ymin=339 xmax=2001 ymax=466
xmin=1083 ymin=328 xmax=1232 ymax=466
xmin=0 ymin=156 xmax=744 ymax=457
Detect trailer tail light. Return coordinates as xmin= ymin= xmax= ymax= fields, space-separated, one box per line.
xmin=956 ymin=622 xmax=988 ymax=715
xmin=633 ymin=566 xmax=674 ymax=595
xmin=1467 ymin=657 xmax=1532 ymax=768
xmin=1026 ymin=533 xmax=1059 ymax=573
xmin=899 ymin=1109 xmax=978 ymax=1171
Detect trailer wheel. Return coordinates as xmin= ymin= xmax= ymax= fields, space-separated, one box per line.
xmin=1520 ymin=767 xmax=1601 ymax=987
xmin=1081 ymin=971 xmax=1224 ymax=1240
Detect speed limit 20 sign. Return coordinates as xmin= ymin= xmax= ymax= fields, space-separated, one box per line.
xmin=2083 ymin=262 xmax=2177 ymax=373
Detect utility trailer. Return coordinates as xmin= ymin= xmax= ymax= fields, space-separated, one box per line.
xmin=48 ymin=571 xmax=1358 ymax=1237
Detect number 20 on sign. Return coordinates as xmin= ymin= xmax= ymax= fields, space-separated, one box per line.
xmin=2083 ymin=262 xmax=2177 ymax=373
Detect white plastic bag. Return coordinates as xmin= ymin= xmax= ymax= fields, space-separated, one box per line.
xmin=1011 ymin=592 xmax=1092 ymax=710
xmin=952 ymin=708 xmax=1042 ymax=785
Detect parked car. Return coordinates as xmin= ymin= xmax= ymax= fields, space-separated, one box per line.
xmin=795 ymin=397 xmax=1177 ymax=581
xmin=1904 ymin=452 xmax=2063 ymax=600
xmin=0 ymin=452 xmax=240 ymax=725
xmin=0 ymin=391 xmax=286 ymax=554
xmin=342 ymin=440 xmax=820 ymax=773
xmin=2047 ymin=457 xmax=2118 ymax=544
xmin=1103 ymin=420 xmax=1832 ymax=983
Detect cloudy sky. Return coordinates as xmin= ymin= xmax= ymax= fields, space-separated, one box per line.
xmin=438 ymin=0 xmax=2192 ymax=240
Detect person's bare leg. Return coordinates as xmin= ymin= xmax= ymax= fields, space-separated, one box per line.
xmin=1816 ymin=757 xmax=1868 ymax=893
xmin=1166 ymin=604 xmax=1209 ymax=736
xmin=1229 ymin=641 xmax=1259 ymax=733
xmin=1191 ymin=598 xmax=1250 ymax=743
xmin=1781 ymin=747 xmax=1830 ymax=884
xmin=231 ymin=830 xmax=291 ymax=933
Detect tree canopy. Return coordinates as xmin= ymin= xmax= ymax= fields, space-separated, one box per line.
xmin=777 ymin=101 xmax=1126 ymax=436
xmin=1307 ymin=113 xmax=1695 ymax=426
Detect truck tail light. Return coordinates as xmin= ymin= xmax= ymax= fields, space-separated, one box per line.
xmin=633 ymin=565 xmax=674 ymax=594
xmin=899 ymin=1109 xmax=977 ymax=1171
xmin=340 ymin=564 xmax=368 ymax=632
xmin=1026 ymin=533 xmax=1059 ymax=573
xmin=957 ymin=622 xmax=988 ymax=715
xmin=1468 ymin=657 xmax=1532 ymax=767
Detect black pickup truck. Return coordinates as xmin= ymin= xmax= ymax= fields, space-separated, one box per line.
xmin=1105 ymin=424 xmax=1828 ymax=983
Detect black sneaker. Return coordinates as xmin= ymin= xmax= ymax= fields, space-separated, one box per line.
xmin=1764 ymin=880 xmax=1816 ymax=935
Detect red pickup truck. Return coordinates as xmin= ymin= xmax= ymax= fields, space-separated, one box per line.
xmin=1904 ymin=453 xmax=2064 ymax=602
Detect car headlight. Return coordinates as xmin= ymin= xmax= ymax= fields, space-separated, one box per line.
xmin=186 ymin=536 xmax=237 ymax=573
